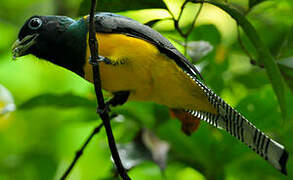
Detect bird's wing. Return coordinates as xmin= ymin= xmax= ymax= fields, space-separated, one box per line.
xmin=90 ymin=12 xmax=202 ymax=80
xmin=87 ymin=13 xmax=288 ymax=174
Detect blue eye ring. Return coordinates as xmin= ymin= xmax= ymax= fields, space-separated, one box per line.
xmin=28 ymin=17 xmax=42 ymax=30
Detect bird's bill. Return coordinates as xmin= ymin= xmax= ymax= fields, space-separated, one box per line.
xmin=12 ymin=34 xmax=39 ymax=60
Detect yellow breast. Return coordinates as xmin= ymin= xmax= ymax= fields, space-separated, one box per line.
xmin=83 ymin=33 xmax=158 ymax=100
xmin=83 ymin=33 xmax=216 ymax=113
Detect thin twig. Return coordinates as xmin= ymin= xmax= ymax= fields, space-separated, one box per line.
xmin=166 ymin=0 xmax=203 ymax=56
xmin=165 ymin=3 xmax=176 ymax=20
xmin=176 ymin=0 xmax=191 ymax=37
xmin=172 ymin=0 xmax=190 ymax=37
xmin=60 ymin=125 xmax=103 ymax=180
xmin=185 ymin=2 xmax=203 ymax=36
xmin=165 ymin=0 xmax=189 ymax=37
xmin=237 ymin=25 xmax=264 ymax=68
xmin=88 ymin=0 xmax=130 ymax=180
xmin=237 ymin=25 xmax=253 ymax=60
xmin=183 ymin=1 xmax=203 ymax=54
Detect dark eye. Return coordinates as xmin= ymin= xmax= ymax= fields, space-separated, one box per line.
xmin=28 ymin=17 xmax=42 ymax=30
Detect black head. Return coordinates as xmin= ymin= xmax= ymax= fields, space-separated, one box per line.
xmin=12 ymin=15 xmax=87 ymax=76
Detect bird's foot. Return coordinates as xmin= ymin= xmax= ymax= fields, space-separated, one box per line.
xmin=89 ymin=55 xmax=112 ymax=65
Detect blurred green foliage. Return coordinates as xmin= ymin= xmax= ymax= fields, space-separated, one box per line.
xmin=0 ymin=0 xmax=293 ymax=180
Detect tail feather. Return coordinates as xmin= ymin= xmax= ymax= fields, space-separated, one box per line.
xmin=188 ymin=78 xmax=288 ymax=175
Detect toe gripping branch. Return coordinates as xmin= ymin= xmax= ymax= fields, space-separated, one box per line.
xmin=89 ymin=55 xmax=112 ymax=66
xmin=97 ymin=91 xmax=130 ymax=115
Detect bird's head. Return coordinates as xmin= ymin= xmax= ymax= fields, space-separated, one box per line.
xmin=12 ymin=15 xmax=87 ymax=76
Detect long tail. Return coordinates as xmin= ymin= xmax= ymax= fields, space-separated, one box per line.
xmin=187 ymin=78 xmax=288 ymax=175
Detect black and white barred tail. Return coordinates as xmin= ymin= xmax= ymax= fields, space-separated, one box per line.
xmin=187 ymin=78 xmax=288 ymax=175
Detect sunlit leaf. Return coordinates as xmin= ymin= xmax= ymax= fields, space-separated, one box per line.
xmin=78 ymin=0 xmax=167 ymax=16
xmin=176 ymin=167 xmax=205 ymax=180
xmin=19 ymin=93 xmax=96 ymax=110
xmin=192 ymin=0 xmax=287 ymax=119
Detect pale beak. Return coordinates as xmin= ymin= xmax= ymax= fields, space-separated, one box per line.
xmin=12 ymin=34 xmax=39 ymax=60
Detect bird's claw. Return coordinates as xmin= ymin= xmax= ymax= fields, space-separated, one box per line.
xmin=89 ymin=55 xmax=112 ymax=65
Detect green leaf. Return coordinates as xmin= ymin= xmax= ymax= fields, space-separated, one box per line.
xmin=249 ymin=0 xmax=268 ymax=9
xmin=19 ymin=93 xmax=96 ymax=110
xmin=188 ymin=24 xmax=221 ymax=46
xmin=78 ymin=0 xmax=167 ymax=16
xmin=234 ymin=69 xmax=269 ymax=89
xmin=278 ymin=57 xmax=293 ymax=92
xmin=276 ymin=26 xmax=293 ymax=59
xmin=192 ymin=0 xmax=287 ymax=119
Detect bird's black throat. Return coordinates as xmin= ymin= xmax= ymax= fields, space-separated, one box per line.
xmin=31 ymin=18 xmax=88 ymax=77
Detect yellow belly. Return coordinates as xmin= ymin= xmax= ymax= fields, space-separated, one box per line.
xmin=83 ymin=33 xmax=216 ymax=113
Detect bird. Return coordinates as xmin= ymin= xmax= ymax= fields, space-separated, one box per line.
xmin=12 ymin=13 xmax=288 ymax=174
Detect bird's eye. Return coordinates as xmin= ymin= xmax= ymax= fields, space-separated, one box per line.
xmin=28 ymin=18 xmax=42 ymax=30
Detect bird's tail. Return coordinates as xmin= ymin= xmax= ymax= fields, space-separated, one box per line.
xmin=187 ymin=79 xmax=288 ymax=175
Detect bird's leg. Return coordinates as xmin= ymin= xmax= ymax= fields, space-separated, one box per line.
xmin=97 ymin=91 xmax=130 ymax=114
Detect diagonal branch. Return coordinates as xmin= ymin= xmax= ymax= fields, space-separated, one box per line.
xmin=60 ymin=125 xmax=103 ymax=180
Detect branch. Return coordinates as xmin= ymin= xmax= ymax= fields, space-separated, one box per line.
xmin=185 ymin=2 xmax=203 ymax=36
xmin=165 ymin=0 xmax=203 ymax=54
xmin=88 ymin=0 xmax=130 ymax=180
xmin=166 ymin=0 xmax=190 ymax=38
xmin=60 ymin=125 xmax=103 ymax=180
